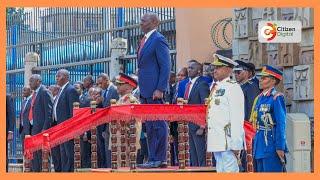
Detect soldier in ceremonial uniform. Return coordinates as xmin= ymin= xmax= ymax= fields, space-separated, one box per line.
xmin=206 ymin=54 xmax=245 ymax=173
xmin=110 ymin=73 xmax=142 ymax=167
xmin=251 ymin=65 xmax=288 ymax=172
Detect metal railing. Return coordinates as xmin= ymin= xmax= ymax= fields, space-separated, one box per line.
xmin=6 ymin=7 xmax=176 ymax=163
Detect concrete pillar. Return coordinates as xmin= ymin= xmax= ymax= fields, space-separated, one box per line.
xmin=24 ymin=52 xmax=39 ymax=86
xmin=110 ymin=38 xmax=127 ymax=79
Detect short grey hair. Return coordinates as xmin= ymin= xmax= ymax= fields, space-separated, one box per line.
xmin=30 ymin=74 xmax=42 ymax=82
xmin=98 ymin=73 xmax=109 ymax=80
xmin=57 ymin=69 xmax=70 ymax=79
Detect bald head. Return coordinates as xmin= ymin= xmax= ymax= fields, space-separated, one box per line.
xmin=140 ymin=13 xmax=160 ymax=34
xmin=30 ymin=74 xmax=42 ymax=81
xmin=57 ymin=69 xmax=70 ymax=79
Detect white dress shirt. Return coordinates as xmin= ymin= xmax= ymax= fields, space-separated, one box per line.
xmin=144 ymin=29 xmax=157 ymax=42
xmin=187 ymin=76 xmax=200 ymax=98
xmin=53 ymin=82 xmax=69 ymax=121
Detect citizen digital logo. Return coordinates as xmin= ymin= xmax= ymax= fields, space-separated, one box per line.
xmin=258 ymin=21 xmax=301 ymax=43
xmin=277 ymin=26 xmax=296 ymax=31
xmin=277 ymin=26 xmax=296 ymax=37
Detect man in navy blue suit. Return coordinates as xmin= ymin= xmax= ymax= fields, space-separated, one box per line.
xmin=19 ymin=87 xmax=32 ymax=153
xmin=53 ymin=69 xmax=79 ymax=172
xmin=170 ymin=67 xmax=188 ymax=165
xmin=79 ymin=75 xmax=94 ymax=168
xmin=29 ymin=74 xmax=53 ymax=172
xmin=137 ymin=13 xmax=171 ymax=168
xmin=6 ymin=93 xmax=15 ymax=172
xmin=48 ymin=84 xmax=62 ymax=172
xmin=97 ymin=73 xmax=119 ymax=168
xmin=175 ymin=60 xmax=198 ymax=101
xmin=185 ymin=61 xmax=209 ymax=166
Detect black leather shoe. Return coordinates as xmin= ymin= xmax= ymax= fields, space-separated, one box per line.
xmin=151 ymin=161 xmax=167 ymax=168
xmin=159 ymin=161 xmax=168 ymax=168
xmin=137 ymin=161 xmax=155 ymax=168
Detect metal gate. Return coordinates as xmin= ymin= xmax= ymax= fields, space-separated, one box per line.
xmin=6 ymin=7 xmax=176 ymax=163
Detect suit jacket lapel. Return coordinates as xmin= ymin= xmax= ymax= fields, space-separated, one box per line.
xmin=188 ymin=78 xmax=200 ymax=100
xmin=35 ymin=85 xmax=43 ymax=104
xmin=57 ymin=83 xmax=69 ymax=105
xmin=139 ymin=31 xmax=157 ymax=61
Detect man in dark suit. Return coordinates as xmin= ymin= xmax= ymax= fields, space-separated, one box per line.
xmin=48 ymin=84 xmax=62 ymax=172
xmin=28 ymin=74 xmax=54 ymax=172
xmin=137 ymin=13 xmax=171 ymax=168
xmin=78 ymin=75 xmax=94 ymax=168
xmin=53 ymin=69 xmax=79 ymax=172
xmin=174 ymin=60 xmax=198 ymax=102
xmin=79 ymin=76 xmax=93 ymax=107
xmin=168 ymin=67 xmax=188 ymax=166
xmin=164 ymin=71 xmax=176 ymax=104
xmin=184 ymin=61 xmax=209 ymax=166
xmin=19 ymin=87 xmax=32 ymax=153
xmin=6 ymin=93 xmax=15 ymax=172
xmin=97 ymin=73 xmax=119 ymax=168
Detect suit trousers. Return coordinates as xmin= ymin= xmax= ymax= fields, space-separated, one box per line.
xmin=31 ymin=150 xmax=42 ymax=172
xmin=104 ymin=123 xmax=111 ymax=168
xmin=188 ymin=128 xmax=206 ymax=166
xmin=60 ymin=140 xmax=74 ymax=172
xmin=140 ymin=97 xmax=168 ymax=162
xmin=51 ymin=121 xmax=61 ymax=172
xmin=80 ymin=135 xmax=91 ymax=168
xmin=97 ymin=124 xmax=107 ymax=168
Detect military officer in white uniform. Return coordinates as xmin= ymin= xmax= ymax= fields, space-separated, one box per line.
xmin=206 ymin=53 xmax=245 ymax=172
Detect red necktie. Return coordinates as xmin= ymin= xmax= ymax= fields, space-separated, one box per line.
xmin=138 ymin=36 xmax=146 ymax=57
xmin=28 ymin=92 xmax=37 ymax=121
xmin=184 ymin=81 xmax=192 ymax=100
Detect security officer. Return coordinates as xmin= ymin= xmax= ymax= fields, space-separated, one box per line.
xmin=234 ymin=60 xmax=260 ymax=122
xmin=251 ymin=65 xmax=288 ymax=172
xmin=234 ymin=60 xmax=260 ymax=172
xmin=207 ymin=54 xmax=245 ymax=172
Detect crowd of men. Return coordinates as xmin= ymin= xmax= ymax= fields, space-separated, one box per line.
xmin=6 ymin=13 xmax=287 ymax=173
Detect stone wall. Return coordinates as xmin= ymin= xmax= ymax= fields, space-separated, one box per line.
xmin=232 ymin=7 xmax=314 ymax=169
